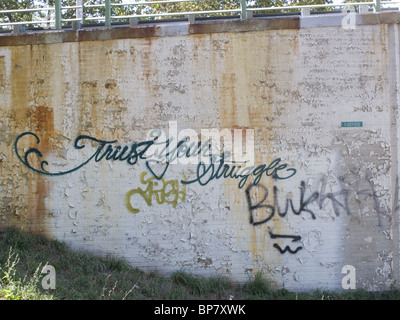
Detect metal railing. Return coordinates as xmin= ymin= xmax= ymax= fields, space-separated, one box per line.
xmin=0 ymin=0 xmax=399 ymax=31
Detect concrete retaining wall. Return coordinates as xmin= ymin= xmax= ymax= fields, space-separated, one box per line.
xmin=1 ymin=11 xmax=400 ymax=291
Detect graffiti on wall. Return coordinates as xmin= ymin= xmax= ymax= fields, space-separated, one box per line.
xmin=125 ymin=171 xmax=187 ymax=214
xmin=14 ymin=131 xmax=296 ymax=189
xmin=181 ymin=152 xmax=296 ymax=189
xmin=13 ymin=130 xmax=383 ymax=256
xmin=245 ymin=171 xmax=382 ymax=254
xmin=268 ymin=231 xmax=303 ymax=254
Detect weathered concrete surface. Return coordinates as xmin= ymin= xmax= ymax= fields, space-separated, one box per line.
xmin=0 ymin=12 xmax=399 ymax=291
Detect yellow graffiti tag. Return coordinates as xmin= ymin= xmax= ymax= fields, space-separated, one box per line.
xmin=125 ymin=171 xmax=187 ymax=214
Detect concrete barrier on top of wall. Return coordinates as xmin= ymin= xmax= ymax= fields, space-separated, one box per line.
xmin=0 ymin=11 xmax=400 ymax=291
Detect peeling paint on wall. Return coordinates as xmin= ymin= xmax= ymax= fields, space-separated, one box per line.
xmin=0 ymin=14 xmax=400 ymax=291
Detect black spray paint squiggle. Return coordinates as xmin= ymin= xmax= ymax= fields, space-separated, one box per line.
xmin=269 ymin=231 xmax=303 ymax=254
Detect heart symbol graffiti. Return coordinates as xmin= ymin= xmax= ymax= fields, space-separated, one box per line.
xmin=145 ymin=160 xmax=170 ymax=180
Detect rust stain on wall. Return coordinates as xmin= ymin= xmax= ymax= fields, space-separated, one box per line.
xmin=29 ymin=106 xmax=54 ymax=235
xmin=7 ymin=45 xmax=55 ymax=236
xmin=216 ymin=31 xmax=282 ymax=273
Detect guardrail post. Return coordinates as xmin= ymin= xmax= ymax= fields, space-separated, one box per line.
xmin=129 ymin=17 xmax=138 ymax=27
xmin=301 ymin=8 xmax=311 ymax=16
xmin=105 ymin=0 xmax=111 ymax=27
xmin=13 ymin=25 xmax=25 ymax=34
xmin=240 ymin=0 xmax=247 ymax=19
xmin=55 ymin=0 xmax=62 ymax=30
xmin=188 ymin=13 xmax=195 ymax=23
xmin=374 ymin=0 xmax=381 ymax=12
xmin=359 ymin=4 xmax=369 ymax=13
xmin=72 ymin=0 xmax=83 ymax=30
xmin=77 ymin=0 xmax=83 ymax=23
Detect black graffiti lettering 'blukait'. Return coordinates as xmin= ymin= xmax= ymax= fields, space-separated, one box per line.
xmin=246 ymin=175 xmax=382 ymax=254
xmin=245 ymin=182 xmax=316 ymax=254
xmin=245 ymin=184 xmax=275 ymax=226
xmin=274 ymin=181 xmax=319 ymax=220
xmin=245 ymin=181 xmax=317 ymax=226
xmin=245 ymin=181 xmax=318 ymax=254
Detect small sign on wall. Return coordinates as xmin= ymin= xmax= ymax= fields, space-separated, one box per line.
xmin=341 ymin=121 xmax=363 ymax=128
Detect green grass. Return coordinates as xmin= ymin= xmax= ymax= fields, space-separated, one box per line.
xmin=1 ymin=227 xmax=400 ymax=300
